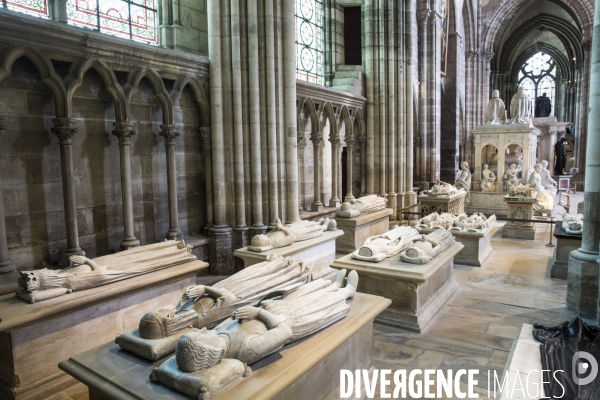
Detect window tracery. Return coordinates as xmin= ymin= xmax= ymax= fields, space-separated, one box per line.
xmin=518 ymin=52 xmax=556 ymax=117
xmin=295 ymin=0 xmax=324 ymax=86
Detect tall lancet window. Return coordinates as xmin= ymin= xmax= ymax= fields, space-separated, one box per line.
xmin=3 ymin=0 xmax=49 ymax=18
xmin=295 ymin=0 xmax=324 ymax=85
xmin=518 ymin=52 xmax=556 ymax=117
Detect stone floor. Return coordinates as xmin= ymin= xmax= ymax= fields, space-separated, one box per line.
xmin=47 ymin=192 xmax=582 ymax=400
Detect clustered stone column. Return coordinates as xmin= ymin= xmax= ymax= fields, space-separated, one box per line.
xmin=112 ymin=122 xmax=140 ymax=250
xmin=329 ymin=134 xmax=341 ymax=207
xmin=345 ymin=134 xmax=355 ymax=202
xmin=310 ymin=132 xmax=323 ymax=211
xmin=359 ymin=134 xmax=367 ymax=196
xmin=199 ymin=128 xmax=214 ymax=230
xmin=159 ymin=124 xmax=183 ymax=241
xmin=0 ymin=117 xmax=15 ymax=274
xmin=51 ymin=118 xmax=84 ymax=265
xmin=567 ymin=0 xmax=600 ymax=322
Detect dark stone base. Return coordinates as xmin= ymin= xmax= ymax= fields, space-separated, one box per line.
xmin=207 ymin=227 xmax=234 ymax=275
xmin=233 ymin=227 xmax=250 ymax=272
xmin=567 ymin=249 xmax=599 ymax=320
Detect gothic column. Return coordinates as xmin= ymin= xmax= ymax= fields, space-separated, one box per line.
xmin=310 ymin=132 xmax=323 ymax=211
xmin=568 ymin=0 xmax=600 ymax=321
xmin=364 ymin=0 xmax=375 ymax=195
xmin=199 ymin=128 xmax=214 ymax=230
xmin=404 ymin=0 xmax=417 ymax=213
xmin=159 ymin=124 xmax=183 ymax=240
xmin=0 ymin=117 xmax=15 ymax=274
xmin=112 ymin=122 xmax=140 ymax=250
xmin=359 ymin=134 xmax=367 ymax=196
xmin=329 ymin=134 xmax=341 ymax=207
xmin=51 ymin=118 xmax=84 ymax=265
xmin=417 ymin=11 xmax=429 ymax=187
xmin=345 ymin=133 xmax=355 ymax=202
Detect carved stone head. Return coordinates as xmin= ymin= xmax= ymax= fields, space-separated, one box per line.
xmin=176 ymin=329 xmax=224 ymax=372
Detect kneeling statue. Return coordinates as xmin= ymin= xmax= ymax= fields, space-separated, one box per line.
xmin=399 ymin=229 xmax=455 ymax=264
xmin=150 ymin=270 xmax=359 ymax=399
xmin=351 ymin=226 xmax=421 ymax=262
xmin=248 ymin=217 xmax=336 ymax=252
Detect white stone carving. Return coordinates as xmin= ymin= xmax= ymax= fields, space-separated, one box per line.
xmin=503 ymin=164 xmax=520 ymax=192
xmin=248 ymin=217 xmax=337 ymax=252
xmin=416 ymin=212 xmax=496 ymax=234
xmin=484 ymin=90 xmax=506 ymax=125
xmin=528 ymin=163 xmax=555 ymax=215
xmin=562 ymin=213 xmax=583 ymax=235
xmin=336 ymin=195 xmax=388 ymax=218
xmin=539 ymin=160 xmax=558 ymax=192
xmin=351 ymin=226 xmax=422 ymax=263
xmin=455 ymin=162 xmax=472 ymax=192
xmin=399 ymin=229 xmax=455 ymax=264
xmin=508 ymin=87 xmax=533 ymax=126
xmin=422 ymin=180 xmax=466 ymax=198
xmin=481 ymin=164 xmax=496 ymax=192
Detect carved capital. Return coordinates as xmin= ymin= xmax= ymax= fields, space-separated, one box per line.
xmin=329 ymin=135 xmax=340 ymax=146
xmin=198 ymin=127 xmax=211 ymax=146
xmin=160 ymin=124 xmax=180 ymax=144
xmin=51 ymin=118 xmax=78 ymax=143
xmin=483 ymin=51 xmax=495 ymax=62
xmin=417 ymin=10 xmax=430 ymax=26
xmin=310 ymin=132 xmax=323 ymax=145
xmin=112 ymin=121 xmax=136 ymax=144
xmin=346 ymin=135 xmax=355 ymax=146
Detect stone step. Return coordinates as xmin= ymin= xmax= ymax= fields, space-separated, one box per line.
xmin=336 ymin=64 xmax=364 ymax=72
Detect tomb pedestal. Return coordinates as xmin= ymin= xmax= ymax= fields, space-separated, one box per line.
xmin=551 ymin=223 xmax=582 ymax=279
xmin=0 ymin=260 xmax=209 ymax=400
xmin=233 ymin=230 xmax=343 ymax=279
xmin=418 ymin=226 xmax=495 ymax=267
xmin=58 ymin=292 xmax=391 ymax=400
xmin=418 ymin=192 xmax=467 ymax=216
xmin=502 ymin=197 xmax=537 ymax=240
xmin=334 ymin=208 xmax=393 ymax=254
xmin=465 ymin=191 xmax=508 ymax=217
xmin=331 ymin=242 xmax=463 ymax=332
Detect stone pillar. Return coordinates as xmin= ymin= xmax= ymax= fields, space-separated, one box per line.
xmin=417 ymin=11 xmax=429 ymax=186
xmin=568 ymin=0 xmax=600 ymax=321
xmin=199 ymin=128 xmax=214 ymax=229
xmin=404 ymin=0 xmax=417 ymax=215
xmin=265 ymin=0 xmax=279 ymax=226
xmin=159 ymin=124 xmax=183 ymax=240
xmin=51 ymin=118 xmax=84 ymax=265
xmin=0 ymin=117 xmax=15 ymax=274
xmin=345 ymin=134 xmax=355 ymax=202
xmin=496 ymin=144 xmax=506 ymax=193
xmin=359 ymin=134 xmax=367 ymax=196
xmin=364 ymin=0 xmax=375 ymax=195
xmin=112 ymin=122 xmax=140 ymax=250
xmin=329 ymin=134 xmax=341 ymax=207
xmin=310 ymin=132 xmax=323 ymax=211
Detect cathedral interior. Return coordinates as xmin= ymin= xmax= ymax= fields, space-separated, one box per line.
xmin=0 ymin=0 xmax=599 ymax=398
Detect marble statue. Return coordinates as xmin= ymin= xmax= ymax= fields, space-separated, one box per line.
xmin=554 ymin=137 xmax=568 ymax=175
xmin=539 ymin=160 xmax=558 ymax=192
xmin=416 ymin=212 xmax=457 ymax=231
xmin=16 ymin=241 xmax=196 ymax=303
xmin=422 ymin=180 xmax=464 ymax=197
xmin=351 ymin=226 xmax=422 ymax=262
xmin=116 ymin=256 xmax=314 ymax=360
xmin=484 ymin=90 xmax=506 ymax=125
xmin=248 ymin=217 xmax=337 ymax=252
xmin=417 ymin=212 xmax=496 ymax=233
xmin=562 ymin=213 xmax=583 ymax=235
xmin=399 ymin=229 xmax=455 ymax=264
xmin=534 ymin=93 xmax=551 ymax=117
xmin=481 ymin=164 xmax=496 ymax=192
xmin=150 ymin=270 xmax=359 ymax=398
xmin=528 ymin=163 xmax=555 ymax=215
xmin=455 ymin=162 xmax=472 ymax=192
xmin=336 ymin=195 xmax=387 ymax=218
xmin=503 ymin=164 xmax=520 ymax=191
xmin=507 ymin=182 xmax=532 ymax=197
xmin=508 ymin=87 xmax=532 ymax=125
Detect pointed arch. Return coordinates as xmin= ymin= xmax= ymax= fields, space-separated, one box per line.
xmin=170 ymin=75 xmax=210 ymax=127
xmin=124 ymin=68 xmax=174 ymax=124
xmin=320 ymin=102 xmax=338 ymax=135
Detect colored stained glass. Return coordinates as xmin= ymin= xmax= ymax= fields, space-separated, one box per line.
xmin=5 ymin=0 xmax=48 ymax=18
xmin=67 ymin=0 xmax=156 ymax=44
xmin=295 ymin=0 xmax=324 ymax=86
xmin=518 ymin=51 xmax=556 ymax=117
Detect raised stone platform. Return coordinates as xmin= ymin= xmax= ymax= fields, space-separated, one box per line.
xmin=502 ymin=197 xmax=537 ymax=240
xmin=58 ymin=292 xmax=391 ymax=400
xmin=0 ymin=260 xmax=209 ymax=400
xmin=331 ymin=242 xmax=463 ymax=332
xmin=418 ymin=191 xmax=467 ymax=215
xmin=465 ymin=191 xmax=508 ymax=217
xmin=551 ymin=223 xmax=582 ymax=279
xmin=233 ymin=230 xmax=343 ymax=279
xmin=418 ymin=227 xmax=494 ymax=267
xmin=334 ymin=208 xmax=393 ymax=254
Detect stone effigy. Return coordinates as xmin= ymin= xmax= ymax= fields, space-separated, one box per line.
xmin=481 ymin=164 xmax=497 ymax=192
xmin=350 ymin=226 xmax=421 ymax=262
xmin=562 ymin=213 xmax=583 ymax=235
xmin=528 ymin=163 xmax=555 ymax=215
xmin=149 ymin=270 xmax=359 ymax=399
xmin=455 ymin=162 xmax=472 ymax=192
xmin=399 ymin=229 xmax=455 ymax=264
xmin=116 ymin=256 xmax=313 ymax=360
xmin=539 ymin=160 xmax=558 ymax=192
xmin=422 ymin=180 xmax=465 ymax=197
xmin=16 ymin=240 xmax=196 ymax=303
xmin=484 ymin=90 xmax=506 ymax=125
xmin=415 ymin=212 xmax=457 ymax=230
xmin=416 ymin=211 xmax=496 ymax=233
xmin=508 ymin=87 xmax=533 ymax=125
xmin=336 ymin=195 xmax=387 ymax=218
xmin=248 ymin=217 xmax=337 ymax=252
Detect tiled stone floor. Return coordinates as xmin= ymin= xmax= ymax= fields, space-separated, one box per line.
xmin=48 ymin=193 xmax=582 ymax=399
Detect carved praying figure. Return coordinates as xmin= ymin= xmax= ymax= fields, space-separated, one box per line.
xmin=534 ymin=93 xmax=551 ymax=117
xmin=508 ymin=87 xmax=532 ymax=125
xmin=503 ymin=163 xmax=520 ymax=192
xmin=539 ymin=160 xmax=557 ymax=192
xmin=481 ymin=164 xmax=497 ymax=192
xmin=150 ymin=270 xmax=359 ymax=398
xmin=455 ymin=162 xmax=472 ymax=192
xmin=484 ymin=90 xmax=506 ymax=125
xmin=528 ymin=163 xmax=555 ymax=216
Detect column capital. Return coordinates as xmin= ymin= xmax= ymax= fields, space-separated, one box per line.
xmin=160 ymin=124 xmax=180 ymax=144
xmin=112 ymin=121 xmax=136 ymax=144
xmin=346 ymin=135 xmax=355 ymax=146
xmin=310 ymin=132 xmax=323 ymax=145
xmin=51 ymin=118 xmax=78 ymax=143
xmin=329 ymin=134 xmax=340 ymax=146
xmin=198 ymin=127 xmax=211 ymax=146
xmin=483 ymin=51 xmax=495 ymax=62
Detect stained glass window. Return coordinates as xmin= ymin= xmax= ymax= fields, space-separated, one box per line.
xmin=4 ymin=0 xmax=49 ymax=18
xmin=517 ymin=52 xmax=556 ymax=117
xmin=67 ymin=0 xmax=157 ymax=44
xmin=295 ymin=0 xmax=324 ymax=85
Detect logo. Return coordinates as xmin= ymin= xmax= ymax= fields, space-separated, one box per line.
xmin=572 ymin=351 xmax=599 ymax=386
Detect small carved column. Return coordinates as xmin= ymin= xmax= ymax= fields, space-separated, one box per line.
xmin=0 ymin=117 xmax=15 ymax=274
xmin=345 ymin=134 xmax=355 ymax=202
xmin=329 ymin=134 xmax=341 ymax=207
xmin=199 ymin=128 xmax=214 ymax=229
xmin=52 ymin=118 xmax=84 ymax=265
xmin=310 ymin=132 xmax=323 ymax=211
xmin=160 ymin=124 xmax=183 ymax=240
xmin=359 ymin=135 xmax=366 ymax=196
xmin=496 ymin=142 xmax=506 ymax=193
xmin=113 ymin=122 xmax=140 ymax=250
